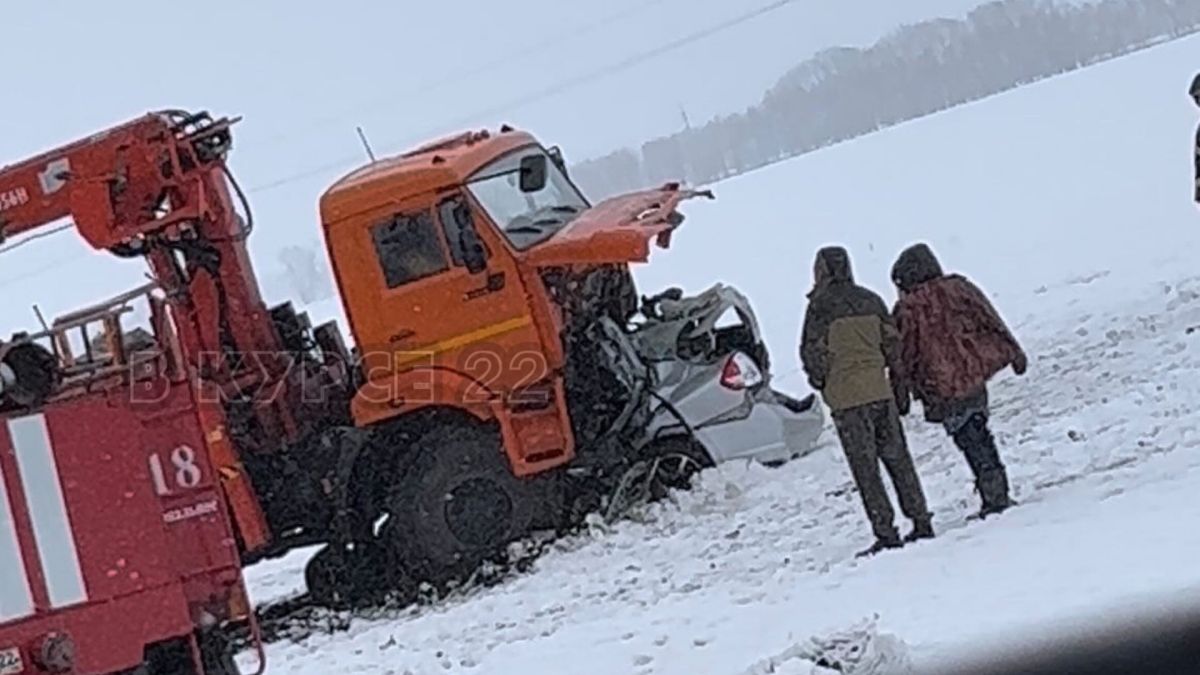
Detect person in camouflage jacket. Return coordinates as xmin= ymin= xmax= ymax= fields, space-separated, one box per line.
xmin=890 ymin=243 xmax=1027 ymax=519
xmin=801 ymin=247 xmax=933 ymax=556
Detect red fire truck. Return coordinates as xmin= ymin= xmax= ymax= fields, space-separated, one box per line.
xmin=0 ymin=114 xmax=262 ymax=674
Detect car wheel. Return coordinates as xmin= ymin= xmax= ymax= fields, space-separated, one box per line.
xmin=641 ymin=435 xmax=714 ymax=499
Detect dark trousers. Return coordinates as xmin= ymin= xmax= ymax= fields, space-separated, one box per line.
xmin=950 ymin=412 xmax=1011 ymax=510
xmin=833 ymin=400 xmax=931 ymax=541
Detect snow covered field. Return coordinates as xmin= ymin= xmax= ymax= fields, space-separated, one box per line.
xmin=240 ymin=35 xmax=1200 ymax=673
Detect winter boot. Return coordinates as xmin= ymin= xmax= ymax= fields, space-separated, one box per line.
xmin=977 ymin=501 xmax=1013 ymax=519
xmin=976 ymin=468 xmax=1013 ymax=518
xmin=903 ymin=518 xmax=935 ymax=543
xmin=855 ymin=535 xmax=904 ymax=558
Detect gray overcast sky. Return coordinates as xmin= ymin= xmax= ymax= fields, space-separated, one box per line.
xmin=0 ymin=0 xmax=995 ymax=333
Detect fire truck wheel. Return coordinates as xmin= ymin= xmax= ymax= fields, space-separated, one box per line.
xmin=385 ymin=423 xmax=539 ymax=584
xmin=133 ymin=630 xmax=237 ymax=675
xmin=197 ymin=629 xmax=239 ymax=675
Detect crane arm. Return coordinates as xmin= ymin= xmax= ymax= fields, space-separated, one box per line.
xmin=0 ymin=110 xmax=240 ymax=250
xmin=0 ymin=109 xmax=300 ymax=555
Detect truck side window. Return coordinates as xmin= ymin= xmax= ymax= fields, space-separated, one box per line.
xmin=438 ymin=195 xmax=487 ymax=267
xmin=371 ymin=210 xmax=448 ymax=288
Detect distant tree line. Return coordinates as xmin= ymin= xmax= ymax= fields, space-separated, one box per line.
xmin=569 ymin=0 xmax=1200 ymax=200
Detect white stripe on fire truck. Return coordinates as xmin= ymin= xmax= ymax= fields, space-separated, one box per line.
xmin=9 ymin=414 xmax=88 ymax=609
xmin=0 ymin=459 xmax=34 ymax=622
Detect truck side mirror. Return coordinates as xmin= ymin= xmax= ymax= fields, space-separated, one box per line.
xmin=519 ymin=154 xmax=548 ymax=193
xmin=547 ymin=146 xmax=566 ymax=174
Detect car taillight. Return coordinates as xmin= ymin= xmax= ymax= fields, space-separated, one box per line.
xmin=720 ymin=352 xmax=764 ymax=390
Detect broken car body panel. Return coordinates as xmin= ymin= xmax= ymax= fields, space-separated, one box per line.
xmin=631 ymin=283 xmax=827 ymax=466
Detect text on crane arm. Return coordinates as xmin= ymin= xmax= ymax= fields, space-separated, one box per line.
xmin=0 ymin=188 xmax=29 ymax=212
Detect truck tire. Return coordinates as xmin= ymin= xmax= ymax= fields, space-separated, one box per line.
xmin=383 ymin=423 xmax=540 ymax=584
xmin=198 ymin=629 xmax=240 ymax=675
xmin=305 ymin=541 xmax=401 ymax=607
xmin=137 ymin=630 xmax=238 ymax=675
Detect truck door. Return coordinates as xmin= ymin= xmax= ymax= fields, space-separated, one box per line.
xmin=353 ymin=194 xmax=553 ymax=407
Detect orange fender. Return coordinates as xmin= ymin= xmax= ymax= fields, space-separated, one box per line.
xmin=351 ymin=366 xmax=496 ymax=427
xmin=351 ymin=368 xmax=575 ymax=477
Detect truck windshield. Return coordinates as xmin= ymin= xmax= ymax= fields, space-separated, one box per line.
xmin=466 ymin=147 xmax=589 ymax=250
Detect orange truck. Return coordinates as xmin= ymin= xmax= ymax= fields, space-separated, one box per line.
xmin=286 ymin=127 xmax=724 ymax=600
xmin=0 ymin=109 xmax=819 ymax=642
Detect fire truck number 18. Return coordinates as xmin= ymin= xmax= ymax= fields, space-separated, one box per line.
xmin=148 ymin=445 xmax=204 ymax=496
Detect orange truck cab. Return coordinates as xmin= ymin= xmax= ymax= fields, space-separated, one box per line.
xmin=320 ymin=128 xmax=704 ymax=475
xmin=297 ymin=127 xmax=711 ymax=600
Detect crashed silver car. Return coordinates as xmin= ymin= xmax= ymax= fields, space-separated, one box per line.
xmin=632 ymin=283 xmax=826 ymax=467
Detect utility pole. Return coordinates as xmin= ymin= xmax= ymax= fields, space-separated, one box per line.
xmin=679 ymin=104 xmax=692 ymax=131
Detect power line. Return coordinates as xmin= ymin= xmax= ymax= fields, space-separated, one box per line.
xmin=0 ymin=223 xmax=74 ymax=255
xmin=447 ymin=0 xmax=800 ymax=129
xmin=0 ymin=250 xmax=90 ymax=289
xmin=252 ymin=0 xmax=678 ymax=151
xmin=0 ymin=0 xmax=801 ymax=287
xmin=0 ymin=224 xmax=92 ymax=290
xmin=247 ymin=0 xmax=801 ymax=195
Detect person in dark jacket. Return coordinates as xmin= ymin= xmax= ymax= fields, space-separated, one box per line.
xmin=1192 ymin=73 xmax=1200 ymax=204
xmin=890 ymin=244 xmax=1027 ymax=519
xmin=801 ymin=247 xmax=934 ymax=556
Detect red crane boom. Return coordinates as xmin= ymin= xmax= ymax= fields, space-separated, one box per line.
xmin=0 ymin=110 xmax=311 ymax=553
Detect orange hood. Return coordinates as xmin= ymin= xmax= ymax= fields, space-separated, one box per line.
xmin=521 ymin=184 xmax=714 ymax=267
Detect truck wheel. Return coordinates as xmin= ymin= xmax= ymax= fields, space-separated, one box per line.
xmin=305 ymin=541 xmax=400 ymax=607
xmin=197 ymin=630 xmax=239 ymax=675
xmin=138 ymin=630 xmax=238 ymax=675
xmin=384 ymin=424 xmax=540 ymax=584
